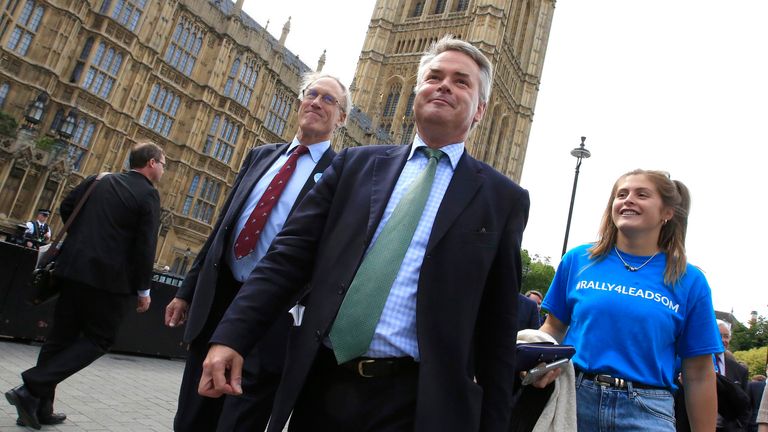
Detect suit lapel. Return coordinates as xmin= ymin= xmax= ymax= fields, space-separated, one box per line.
xmin=288 ymin=147 xmax=336 ymax=217
xmin=426 ymin=153 xmax=483 ymax=253
xmin=366 ymin=146 xmax=410 ymax=244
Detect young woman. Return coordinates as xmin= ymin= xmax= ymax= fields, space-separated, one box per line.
xmin=537 ymin=169 xmax=721 ymax=431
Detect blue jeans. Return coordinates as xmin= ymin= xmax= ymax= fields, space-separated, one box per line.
xmin=575 ymin=374 xmax=675 ymax=431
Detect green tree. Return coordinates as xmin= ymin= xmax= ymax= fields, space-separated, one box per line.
xmin=733 ymin=346 xmax=767 ymax=378
xmin=521 ymin=249 xmax=556 ymax=297
xmin=731 ymin=315 xmax=768 ymax=351
xmin=0 ymin=111 xmax=17 ymax=137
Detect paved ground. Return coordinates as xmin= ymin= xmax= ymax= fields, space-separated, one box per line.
xmin=0 ymin=338 xmax=184 ymax=431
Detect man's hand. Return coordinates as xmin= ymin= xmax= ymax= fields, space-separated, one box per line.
xmin=136 ymin=295 xmax=151 ymax=313
xmin=164 ymin=298 xmax=189 ymax=327
xmin=198 ymin=344 xmax=244 ymax=398
xmin=527 ymin=366 xmax=562 ymax=389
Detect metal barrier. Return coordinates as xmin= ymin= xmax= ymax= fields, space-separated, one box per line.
xmin=0 ymin=241 xmax=188 ymax=358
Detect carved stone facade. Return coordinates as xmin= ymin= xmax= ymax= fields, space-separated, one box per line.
xmin=0 ymin=0 xmax=312 ymax=272
xmin=342 ymin=0 xmax=556 ymax=182
xmin=0 ymin=0 xmax=555 ymax=275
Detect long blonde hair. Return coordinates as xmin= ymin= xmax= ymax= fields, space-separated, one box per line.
xmin=588 ymin=169 xmax=691 ymax=285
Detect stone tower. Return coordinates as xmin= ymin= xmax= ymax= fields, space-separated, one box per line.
xmin=348 ymin=0 xmax=556 ymax=181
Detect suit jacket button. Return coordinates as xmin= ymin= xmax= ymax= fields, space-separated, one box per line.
xmin=315 ymin=330 xmax=322 ymax=341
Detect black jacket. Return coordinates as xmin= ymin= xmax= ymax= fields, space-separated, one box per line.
xmin=55 ymin=171 xmax=160 ymax=294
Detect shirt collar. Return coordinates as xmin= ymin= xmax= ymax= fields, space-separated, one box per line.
xmin=408 ymin=133 xmax=464 ymax=169
xmin=289 ymin=137 xmax=331 ymax=163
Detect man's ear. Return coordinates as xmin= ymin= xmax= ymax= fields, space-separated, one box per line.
xmin=472 ymin=101 xmax=487 ymax=124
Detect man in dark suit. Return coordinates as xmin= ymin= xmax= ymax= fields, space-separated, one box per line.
xmin=748 ymin=374 xmax=767 ymax=432
xmin=517 ymin=293 xmax=541 ymax=331
xmin=5 ymin=142 xmax=164 ymax=429
xmin=199 ymin=36 xmax=529 ymax=432
xmin=717 ymin=320 xmax=751 ymax=432
xmin=164 ymin=72 xmax=345 ymax=431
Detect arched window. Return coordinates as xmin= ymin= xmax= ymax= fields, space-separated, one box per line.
xmin=104 ymin=0 xmax=147 ymax=32
xmin=164 ymin=15 xmax=205 ymax=77
xmin=141 ymin=83 xmax=181 ymax=137
xmin=433 ymin=0 xmax=446 ymax=14
xmin=411 ymin=1 xmax=423 ymax=17
xmin=80 ymin=41 xmax=124 ymax=100
xmin=223 ymin=56 xmax=260 ymax=107
xmin=203 ymin=114 xmax=240 ymax=164
xmin=6 ymin=0 xmax=44 ymax=56
xmin=382 ymin=84 xmax=402 ymax=117
xmin=0 ymin=83 xmax=9 ymax=108
xmin=67 ymin=118 xmax=97 ymax=171
xmin=182 ymin=174 xmax=222 ymax=224
xmin=265 ymin=88 xmax=293 ymax=137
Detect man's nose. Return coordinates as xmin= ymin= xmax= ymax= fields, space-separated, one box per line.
xmin=436 ymin=79 xmax=452 ymax=93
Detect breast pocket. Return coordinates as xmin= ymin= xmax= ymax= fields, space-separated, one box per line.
xmin=461 ymin=230 xmax=500 ymax=249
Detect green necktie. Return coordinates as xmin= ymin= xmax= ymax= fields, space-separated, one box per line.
xmin=329 ymin=147 xmax=445 ymax=364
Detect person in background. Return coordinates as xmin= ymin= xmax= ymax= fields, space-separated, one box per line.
xmin=525 ymin=290 xmax=543 ymax=311
xmin=525 ymin=289 xmax=546 ymax=324
xmin=535 ymin=169 xmax=721 ymax=431
xmin=749 ymin=371 xmax=767 ymax=432
xmin=5 ymin=142 xmax=164 ymax=429
xmin=517 ymin=293 xmax=540 ymax=331
xmin=758 ymin=385 xmax=768 ymax=432
xmin=164 ymin=71 xmax=343 ymax=432
xmin=716 ymin=319 xmax=751 ymax=431
xmin=24 ymin=209 xmax=51 ymax=249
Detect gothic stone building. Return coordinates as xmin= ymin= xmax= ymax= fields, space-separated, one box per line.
xmin=0 ymin=0 xmax=315 ymax=274
xmin=0 ymin=0 xmax=555 ymax=275
xmin=342 ymin=0 xmax=556 ymax=182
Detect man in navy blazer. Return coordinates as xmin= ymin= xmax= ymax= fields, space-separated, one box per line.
xmin=6 ymin=143 xmax=164 ymax=429
xmin=517 ymin=293 xmax=541 ymax=331
xmin=164 ymin=73 xmax=346 ymax=431
xmin=200 ymin=36 xmax=530 ymax=432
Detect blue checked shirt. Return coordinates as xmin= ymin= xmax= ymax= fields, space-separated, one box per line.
xmin=364 ymin=135 xmax=464 ymax=360
xmin=227 ymin=138 xmax=331 ymax=282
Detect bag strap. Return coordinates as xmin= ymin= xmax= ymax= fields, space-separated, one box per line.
xmin=40 ymin=172 xmax=109 ymax=265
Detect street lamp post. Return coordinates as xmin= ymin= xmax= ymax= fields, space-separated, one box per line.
xmin=561 ymin=136 xmax=591 ymax=257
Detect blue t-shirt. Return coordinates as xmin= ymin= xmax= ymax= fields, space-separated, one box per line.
xmin=542 ymin=244 xmax=723 ymax=389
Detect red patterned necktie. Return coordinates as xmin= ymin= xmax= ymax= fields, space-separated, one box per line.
xmin=234 ymin=145 xmax=309 ymax=260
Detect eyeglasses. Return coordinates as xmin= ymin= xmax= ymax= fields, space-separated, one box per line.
xmin=155 ymin=159 xmax=167 ymax=168
xmin=302 ymin=88 xmax=342 ymax=109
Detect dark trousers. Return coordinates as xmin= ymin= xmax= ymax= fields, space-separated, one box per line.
xmin=21 ymin=278 xmax=130 ymax=401
xmin=288 ymin=347 xmax=418 ymax=432
xmin=174 ymin=266 xmax=282 ymax=432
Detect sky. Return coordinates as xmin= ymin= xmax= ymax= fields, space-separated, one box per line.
xmin=242 ymin=1 xmax=768 ymax=323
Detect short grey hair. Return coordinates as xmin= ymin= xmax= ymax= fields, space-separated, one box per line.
xmin=415 ymin=35 xmax=493 ymax=104
xmin=298 ymin=72 xmax=351 ymax=122
xmin=717 ymin=319 xmax=731 ymax=336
